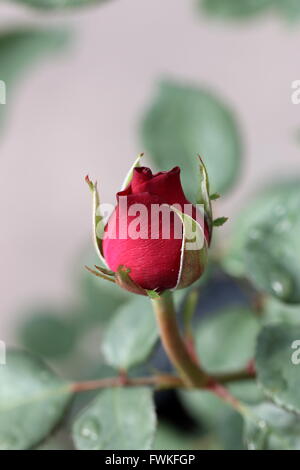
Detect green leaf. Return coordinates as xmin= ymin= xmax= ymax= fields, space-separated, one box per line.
xmin=180 ymin=390 xmax=244 ymax=449
xmin=72 ymin=387 xmax=156 ymax=450
xmin=9 ymin=0 xmax=108 ymax=10
xmin=102 ymin=297 xmax=159 ymax=370
xmin=153 ymin=422 xmax=212 ymax=450
xmin=195 ymin=307 xmax=260 ymax=373
xmin=244 ymin=402 xmax=300 ymax=450
xmin=274 ymin=0 xmax=300 ymax=20
xmin=200 ymin=0 xmax=300 ymax=22
xmin=229 ymin=380 xmax=265 ymax=405
xmin=140 ymin=81 xmax=242 ymax=198
xmin=36 ymin=429 xmax=71 ymax=450
xmin=263 ymin=297 xmax=300 ymax=325
xmin=75 ymin=260 xmax=132 ymax=329
xmin=210 ymin=193 xmax=220 ymax=200
xmin=256 ymin=324 xmax=300 ymax=414
xmin=213 ymin=216 xmax=228 ymax=227
xmin=18 ymin=309 xmax=77 ymax=359
xmin=0 ymin=28 xmax=68 ymax=130
xmin=244 ymin=192 xmax=300 ymax=303
xmin=0 ymin=29 xmax=68 ymax=84
xmin=200 ymin=0 xmax=273 ymax=20
xmin=222 ymin=179 xmax=300 ymax=278
xmin=0 ymin=350 xmax=72 ymax=450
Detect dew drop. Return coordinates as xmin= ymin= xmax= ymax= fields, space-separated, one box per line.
xmin=79 ymin=417 xmax=100 ymax=442
xmin=270 ymin=272 xmax=293 ymax=300
xmin=258 ymin=420 xmax=267 ymax=430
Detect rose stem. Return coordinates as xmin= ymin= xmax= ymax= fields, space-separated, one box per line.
xmin=71 ymin=374 xmax=183 ymax=393
xmin=151 ymin=291 xmax=210 ymax=388
xmin=70 ymin=367 xmax=255 ymax=394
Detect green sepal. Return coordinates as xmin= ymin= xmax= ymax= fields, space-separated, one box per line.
xmin=170 ymin=205 xmax=208 ymax=290
xmin=115 ymin=265 xmax=148 ymax=296
xmin=213 ymin=216 xmax=228 ymax=227
xmin=85 ymin=265 xmax=116 ymax=283
xmin=146 ymin=290 xmax=160 ymax=299
xmin=94 ymin=265 xmax=115 ymax=277
xmin=120 ymin=153 xmax=144 ymax=190
xmin=196 ymin=156 xmax=213 ymax=237
xmin=85 ymin=175 xmax=107 ymax=267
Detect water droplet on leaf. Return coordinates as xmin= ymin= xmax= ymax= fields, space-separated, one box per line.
xmin=79 ymin=417 xmax=100 ymax=443
xmin=270 ymin=273 xmax=293 ymax=300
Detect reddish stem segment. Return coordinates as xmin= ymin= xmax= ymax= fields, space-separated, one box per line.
xmin=151 ymin=292 xmax=210 ymax=388
xmin=71 ymin=374 xmax=183 ymax=393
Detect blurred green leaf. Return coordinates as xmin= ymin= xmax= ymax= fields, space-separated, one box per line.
xmin=244 ymin=402 xmax=300 ymax=450
xmin=199 ymin=0 xmax=300 ymax=21
xmin=0 ymin=28 xmax=68 ymax=130
xmin=263 ymin=297 xmax=300 ymax=325
xmin=68 ymin=363 xmax=117 ymax=420
xmin=275 ymin=0 xmax=300 ymax=20
xmin=0 ymin=350 xmax=72 ymax=450
xmin=244 ymin=192 xmax=300 ymax=303
xmin=36 ymin=429 xmax=72 ymax=450
xmin=195 ymin=307 xmax=260 ymax=373
xmin=181 ymin=389 xmax=230 ymax=426
xmin=141 ymin=81 xmax=242 ymax=198
xmin=256 ymin=324 xmax=300 ymax=414
xmin=18 ymin=309 xmax=77 ymax=359
xmin=72 ymin=387 xmax=156 ymax=450
xmin=153 ymin=423 xmax=195 ymax=450
xmin=200 ymin=0 xmax=273 ymax=19
xmin=222 ymin=180 xmax=300 ymax=278
xmin=102 ymin=296 xmax=158 ymax=370
xmin=153 ymin=422 xmax=216 ymax=450
xmin=180 ymin=390 xmax=244 ymax=449
xmin=0 ymin=29 xmax=67 ymax=84
xmin=75 ymin=269 xmax=132 ymax=329
xmin=229 ymin=380 xmax=265 ymax=404
xmin=9 ymin=0 xmax=108 ymax=10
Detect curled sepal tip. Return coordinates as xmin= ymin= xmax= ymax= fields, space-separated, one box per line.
xmin=120 ymin=153 xmax=144 ymax=190
xmin=196 ymin=156 xmax=213 ymax=242
xmin=84 ymin=265 xmax=116 ymax=284
xmin=115 ymin=265 xmax=148 ymax=296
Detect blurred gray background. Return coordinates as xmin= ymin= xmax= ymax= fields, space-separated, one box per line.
xmin=1 ymin=0 xmax=300 ymax=341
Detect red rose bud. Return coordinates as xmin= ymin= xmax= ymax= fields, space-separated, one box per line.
xmin=86 ymin=155 xmax=214 ymax=296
